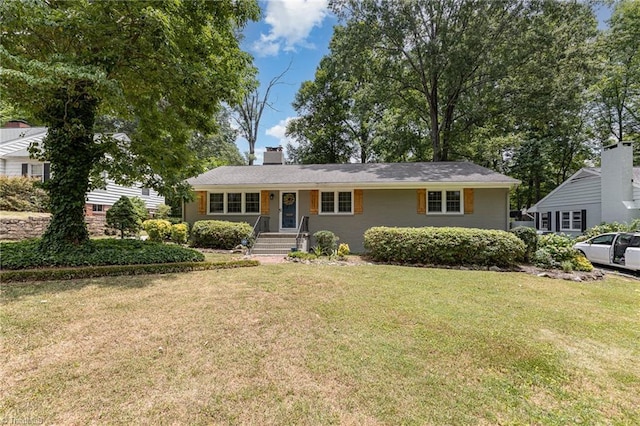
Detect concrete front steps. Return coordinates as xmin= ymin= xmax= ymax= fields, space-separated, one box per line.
xmin=251 ymin=233 xmax=299 ymax=255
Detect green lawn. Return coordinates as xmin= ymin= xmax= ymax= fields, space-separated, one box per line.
xmin=1 ymin=265 xmax=638 ymax=424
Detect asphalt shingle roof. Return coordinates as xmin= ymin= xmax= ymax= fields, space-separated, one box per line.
xmin=188 ymin=162 xmax=519 ymax=187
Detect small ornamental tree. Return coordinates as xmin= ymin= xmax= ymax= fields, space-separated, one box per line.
xmin=106 ymin=196 xmax=143 ymax=239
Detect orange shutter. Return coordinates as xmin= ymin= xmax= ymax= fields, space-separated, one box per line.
xmin=197 ymin=191 xmax=206 ymax=214
xmin=310 ymin=190 xmax=319 ymax=215
xmin=354 ymin=189 xmax=363 ymax=214
xmin=464 ymin=188 xmax=474 ymax=214
xmin=261 ymin=191 xmax=270 ymax=215
xmin=417 ymin=189 xmax=426 ymax=214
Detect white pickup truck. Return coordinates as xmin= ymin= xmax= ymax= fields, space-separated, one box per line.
xmin=574 ymin=232 xmax=640 ymax=272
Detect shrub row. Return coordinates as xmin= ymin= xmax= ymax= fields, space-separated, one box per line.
xmin=0 ymin=260 xmax=260 ymax=283
xmin=364 ymin=226 xmax=525 ymax=267
xmin=190 ymin=220 xmax=254 ymax=249
xmin=0 ymin=239 xmax=205 ymax=270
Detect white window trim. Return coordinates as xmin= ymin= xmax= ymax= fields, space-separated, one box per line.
xmin=539 ymin=212 xmax=550 ymax=231
xmin=208 ymin=192 xmax=260 ymax=215
xmin=426 ymin=189 xmax=464 ymax=215
xmin=319 ymin=190 xmax=354 ymax=215
xmin=560 ymin=210 xmax=582 ymax=231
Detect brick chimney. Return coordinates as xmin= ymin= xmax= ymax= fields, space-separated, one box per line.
xmin=263 ymin=146 xmax=284 ymax=165
xmin=601 ymin=141 xmax=634 ymax=223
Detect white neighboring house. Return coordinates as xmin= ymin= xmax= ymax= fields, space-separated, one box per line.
xmin=528 ymin=142 xmax=639 ymax=236
xmin=0 ymin=125 xmax=165 ymax=216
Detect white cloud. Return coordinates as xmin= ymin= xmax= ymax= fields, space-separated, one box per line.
xmin=252 ymin=0 xmax=329 ymax=57
xmin=265 ymin=117 xmax=298 ymax=160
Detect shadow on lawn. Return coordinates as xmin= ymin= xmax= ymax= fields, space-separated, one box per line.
xmin=1 ymin=272 xmax=194 ymax=300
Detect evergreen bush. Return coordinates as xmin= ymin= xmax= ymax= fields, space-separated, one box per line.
xmin=510 ymin=226 xmax=538 ymax=262
xmin=190 ymin=220 xmax=253 ymax=249
xmin=313 ymin=230 xmax=339 ymax=255
xmin=170 ymin=223 xmax=189 ymax=244
xmin=364 ymin=226 xmax=525 ymax=267
xmin=0 ymin=238 xmax=205 ymax=270
xmin=106 ymin=196 xmax=143 ymax=238
xmin=143 ymin=219 xmax=173 ymax=242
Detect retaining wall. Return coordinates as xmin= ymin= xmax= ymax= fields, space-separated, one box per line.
xmin=0 ymin=214 xmax=107 ymax=240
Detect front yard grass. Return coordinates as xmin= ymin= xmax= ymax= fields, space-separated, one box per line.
xmin=1 ymin=265 xmax=638 ymax=424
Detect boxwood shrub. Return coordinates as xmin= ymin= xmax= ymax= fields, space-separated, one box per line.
xmin=364 ymin=226 xmax=525 ymax=267
xmin=190 ymin=220 xmax=253 ymax=249
xmin=0 ymin=239 xmax=204 ymax=270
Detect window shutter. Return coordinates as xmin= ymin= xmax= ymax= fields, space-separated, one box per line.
xmin=417 ymin=189 xmax=426 ymax=214
xmin=21 ymin=163 xmax=28 ymax=176
xmin=555 ymin=211 xmax=560 ymax=232
xmin=581 ymin=209 xmax=587 ymax=232
xmin=261 ymin=191 xmax=270 ymax=215
xmin=310 ymin=190 xmax=319 ymax=215
xmin=197 ymin=191 xmax=206 ymax=215
xmin=547 ymin=212 xmax=552 ymax=231
xmin=463 ymin=188 xmax=474 ymax=214
xmin=43 ymin=163 xmax=50 ymax=181
xmin=354 ymin=189 xmax=363 ymax=214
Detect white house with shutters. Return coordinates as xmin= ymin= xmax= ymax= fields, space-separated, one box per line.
xmin=528 ymin=142 xmax=639 ymax=236
xmin=0 ymin=125 xmax=165 ymax=216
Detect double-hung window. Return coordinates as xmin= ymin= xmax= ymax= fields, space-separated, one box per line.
xmin=540 ymin=212 xmax=550 ymax=230
xmin=560 ymin=211 xmax=582 ymax=231
xmin=30 ymin=164 xmax=43 ymax=181
xmin=320 ymin=190 xmax=353 ymax=214
xmin=209 ymin=192 xmax=260 ymax=214
xmin=427 ymin=190 xmax=462 ymax=214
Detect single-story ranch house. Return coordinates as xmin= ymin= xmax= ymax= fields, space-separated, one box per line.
xmin=184 ymin=149 xmax=520 ymax=253
xmin=0 ymin=124 xmax=165 ymax=216
xmin=528 ymin=142 xmax=639 ymax=236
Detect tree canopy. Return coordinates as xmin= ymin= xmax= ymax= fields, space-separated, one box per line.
xmin=0 ymin=0 xmax=259 ymax=249
xmin=287 ymin=0 xmax=628 ymax=210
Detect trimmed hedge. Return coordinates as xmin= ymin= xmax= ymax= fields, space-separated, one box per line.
xmin=0 ymin=239 xmax=205 ymax=270
xmin=0 ymin=260 xmax=260 ymax=283
xmin=364 ymin=226 xmax=525 ymax=267
xmin=190 ymin=220 xmax=253 ymax=249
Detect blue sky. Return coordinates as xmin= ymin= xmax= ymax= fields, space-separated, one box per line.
xmin=237 ymin=0 xmax=336 ymax=164
xmin=239 ymin=1 xmax=612 ymax=164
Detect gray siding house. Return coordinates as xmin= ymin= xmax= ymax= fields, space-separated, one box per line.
xmin=0 ymin=126 xmax=165 ymax=216
xmin=528 ymin=142 xmax=639 ymax=236
xmin=185 ymin=151 xmax=519 ymax=253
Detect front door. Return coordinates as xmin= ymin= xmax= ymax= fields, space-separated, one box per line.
xmin=281 ymin=191 xmax=297 ymax=230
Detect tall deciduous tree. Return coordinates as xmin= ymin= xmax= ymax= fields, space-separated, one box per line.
xmin=592 ymin=0 xmax=640 ymax=156
xmin=0 ymin=0 xmax=258 ymax=250
xmin=232 ymin=64 xmax=290 ymax=165
xmin=286 ymin=27 xmax=386 ymax=164
xmin=330 ymin=0 xmax=534 ymax=161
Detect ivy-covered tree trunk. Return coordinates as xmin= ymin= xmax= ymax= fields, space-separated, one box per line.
xmin=40 ymin=85 xmax=99 ymax=251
